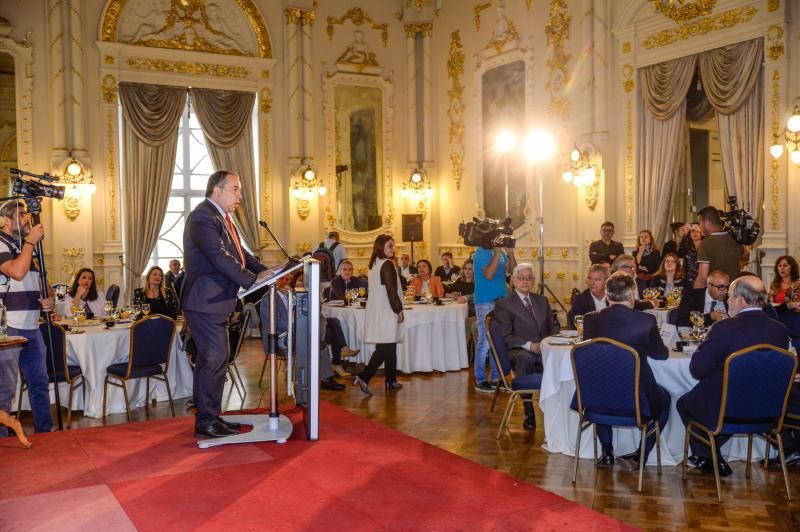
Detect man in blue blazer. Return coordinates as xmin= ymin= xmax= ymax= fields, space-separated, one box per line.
xmin=677 ymin=275 xmax=789 ymax=476
xmin=182 ymin=171 xmax=271 ymax=438
xmin=568 ymin=263 xmax=610 ymax=328
xmin=577 ymin=272 xmax=670 ymax=467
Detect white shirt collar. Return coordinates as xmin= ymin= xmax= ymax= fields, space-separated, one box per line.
xmin=591 ymin=291 xmax=607 ymax=310
xmin=738 ymin=306 xmax=760 ymax=314
xmin=207 ymin=198 xmax=227 ymax=218
xmin=515 ymin=289 xmax=531 ymax=304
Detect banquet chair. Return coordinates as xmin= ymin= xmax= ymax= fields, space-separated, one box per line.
xmin=226 ymin=308 xmax=251 ymax=409
xmin=485 ymin=314 xmax=542 ymax=439
xmin=102 ymin=315 xmax=177 ymax=421
xmin=106 ymin=284 xmax=120 ymax=308
xmin=680 ymin=344 xmax=797 ymax=503
xmin=570 ymin=338 xmax=662 ymax=493
xmin=16 ymin=323 xmax=85 ymax=429
xmin=667 ymin=308 xmax=679 ymax=326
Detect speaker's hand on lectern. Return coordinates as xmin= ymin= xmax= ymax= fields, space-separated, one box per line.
xmin=256 ymin=269 xmax=274 ymax=284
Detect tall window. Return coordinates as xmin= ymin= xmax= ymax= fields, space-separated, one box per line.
xmin=148 ymin=103 xmax=213 ymax=272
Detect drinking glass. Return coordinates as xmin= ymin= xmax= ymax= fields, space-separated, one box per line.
xmin=142 ymin=303 xmax=151 ymax=317
xmin=103 ymin=301 xmax=114 ymax=316
xmin=574 ymin=315 xmax=584 ymax=341
xmin=690 ymin=310 xmax=703 ymax=339
xmin=358 ymin=287 xmax=366 ymax=298
xmin=75 ymin=308 xmax=86 ymax=325
xmin=132 ymin=304 xmax=141 ymax=320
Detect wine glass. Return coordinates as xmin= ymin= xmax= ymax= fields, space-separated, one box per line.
xmin=689 ymin=310 xmax=703 ymax=339
xmin=358 ymin=286 xmax=366 ymax=298
xmin=344 ymin=289 xmax=353 ymax=306
xmin=75 ymin=308 xmax=86 ymax=325
xmin=132 ymin=304 xmax=141 ymax=320
xmin=142 ymin=303 xmax=151 ymax=317
xmin=111 ymin=308 xmax=120 ymax=321
xmin=103 ymin=300 xmax=114 ymax=317
xmin=574 ymin=315 xmax=584 ymax=341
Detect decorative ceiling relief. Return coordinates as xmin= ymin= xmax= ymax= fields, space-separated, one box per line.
xmin=545 ymin=0 xmax=571 ymax=123
xmin=641 ymin=5 xmax=757 ymax=49
xmin=100 ymin=0 xmax=272 ymax=58
xmin=327 ymin=8 xmax=389 ymax=48
xmin=649 ymin=0 xmax=717 ymax=24
xmin=485 ymin=1 xmax=520 ymax=53
xmin=337 ymin=30 xmax=380 ymax=73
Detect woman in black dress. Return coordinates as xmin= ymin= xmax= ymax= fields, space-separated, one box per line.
xmin=133 ymin=265 xmax=178 ymax=319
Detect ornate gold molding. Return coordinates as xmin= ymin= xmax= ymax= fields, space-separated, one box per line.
xmin=545 ymin=0 xmax=571 ymax=123
xmin=447 ymin=31 xmax=465 ymax=190
xmin=641 ymin=6 xmax=758 ymax=50
xmin=295 ymin=242 xmax=312 ymax=255
xmin=622 ymin=64 xmax=634 ymax=94
xmin=101 ymin=73 xmax=117 ymax=104
xmin=301 ymin=11 xmax=316 ymax=26
xmin=404 ymin=23 xmax=433 ymax=38
xmin=259 ymin=87 xmax=272 ymax=114
xmin=622 ymin=41 xmax=631 ymax=54
xmin=327 ymin=8 xmax=389 ymax=48
xmin=105 ymin=110 xmax=117 ymax=240
xmin=768 ymin=0 xmax=780 ymax=12
xmin=104 ymin=55 xmax=115 ymax=64
xmin=649 ymin=0 xmax=716 ymax=23
xmin=584 ymin=184 xmax=598 ymax=210
xmin=766 ymin=25 xmax=784 ymax=60
xmin=474 ymin=2 xmax=492 ymax=31
xmin=771 ymin=70 xmax=780 ymax=230
xmin=625 ymin=99 xmax=634 ymax=232
xmin=61 ymin=247 xmax=85 ymax=282
xmin=285 ymin=8 xmax=301 ymax=24
xmin=126 ymin=58 xmax=248 ymax=78
xmin=295 ymin=198 xmax=311 ymax=220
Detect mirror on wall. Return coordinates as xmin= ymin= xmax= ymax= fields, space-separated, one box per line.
xmin=334 ymin=84 xmax=384 ymax=232
xmin=0 ymin=52 xmax=16 ymax=193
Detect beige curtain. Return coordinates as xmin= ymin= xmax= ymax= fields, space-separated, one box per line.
xmin=637 ymin=55 xmax=697 ymax=242
xmin=189 ymin=88 xmax=259 ymax=250
xmin=698 ymin=39 xmax=764 ymax=218
xmin=119 ymin=82 xmax=186 ymax=299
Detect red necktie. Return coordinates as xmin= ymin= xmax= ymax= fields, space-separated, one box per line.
xmin=225 ymin=213 xmax=246 ymax=265
xmin=524 ymin=296 xmax=536 ymax=321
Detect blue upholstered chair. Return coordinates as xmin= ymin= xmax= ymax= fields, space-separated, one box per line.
xmin=106 ymin=284 xmax=120 ymax=308
xmin=485 ymin=314 xmax=542 ymax=439
xmin=667 ymin=308 xmax=679 ymax=326
xmin=103 ymin=315 xmax=177 ymax=421
xmin=680 ymin=344 xmax=797 ymax=502
xmin=570 ymin=338 xmax=662 ymax=493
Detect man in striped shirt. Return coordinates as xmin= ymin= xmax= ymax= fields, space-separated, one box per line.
xmin=0 ymin=200 xmax=54 ymax=433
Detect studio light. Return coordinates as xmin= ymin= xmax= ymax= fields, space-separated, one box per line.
xmin=523 ymin=129 xmax=556 ymax=163
xmin=495 ymin=129 xmax=517 ymax=154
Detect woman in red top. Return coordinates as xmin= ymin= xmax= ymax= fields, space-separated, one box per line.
xmin=769 ymin=255 xmax=800 ymax=306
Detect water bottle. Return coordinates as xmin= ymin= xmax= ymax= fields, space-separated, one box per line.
xmin=0 ymin=298 xmax=7 ymax=340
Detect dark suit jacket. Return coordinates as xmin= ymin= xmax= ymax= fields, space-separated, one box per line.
xmin=676 ymin=287 xmax=728 ymax=327
xmin=582 ymin=304 xmax=669 ymax=414
xmin=682 ymin=309 xmax=789 ymax=426
xmin=493 ymin=291 xmax=559 ymax=357
xmin=568 ymin=288 xmax=602 ymax=329
xmin=328 ymin=276 xmax=367 ymax=300
xmin=181 ymin=199 xmax=267 ymax=315
xmin=434 ymin=265 xmax=461 ymax=281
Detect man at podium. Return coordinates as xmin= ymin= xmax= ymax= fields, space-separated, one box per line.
xmin=182 ymin=170 xmax=272 ymax=438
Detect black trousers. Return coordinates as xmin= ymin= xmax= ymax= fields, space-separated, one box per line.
xmin=510 ymin=349 xmax=543 ymax=418
xmin=184 ymin=310 xmax=230 ymax=426
xmin=676 ymin=395 xmax=731 ymax=459
xmin=360 ymin=343 xmax=397 ymax=384
xmin=597 ymin=385 xmax=670 ymax=461
xmin=325 ymin=318 xmax=347 ymax=364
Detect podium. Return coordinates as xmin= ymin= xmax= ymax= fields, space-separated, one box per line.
xmin=196 ymin=259 xmax=320 ymax=448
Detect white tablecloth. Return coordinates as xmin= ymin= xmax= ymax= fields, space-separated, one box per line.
xmin=323 ymin=302 xmax=468 ymax=373
xmin=645 ymin=308 xmax=671 ymax=328
xmin=15 ymin=323 xmax=192 ymax=418
xmin=539 ymin=337 xmax=766 ymax=466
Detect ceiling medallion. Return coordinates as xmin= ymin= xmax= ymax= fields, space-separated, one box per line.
xmin=650 ymin=0 xmax=716 ymax=23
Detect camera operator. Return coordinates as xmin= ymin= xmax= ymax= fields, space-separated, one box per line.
xmin=0 ymin=200 xmax=54 ymax=433
xmin=473 ymin=236 xmax=516 ymax=393
xmin=694 ymin=205 xmax=743 ymax=288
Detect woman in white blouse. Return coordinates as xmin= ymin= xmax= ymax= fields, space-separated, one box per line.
xmin=62 ymin=268 xmax=107 ymax=318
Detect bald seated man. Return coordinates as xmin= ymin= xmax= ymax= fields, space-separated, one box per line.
xmin=676 ymin=270 xmax=729 ymax=327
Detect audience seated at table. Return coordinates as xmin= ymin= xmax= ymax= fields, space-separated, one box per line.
xmin=648 ymin=252 xmax=687 ymax=295
xmin=409 ymin=259 xmax=445 ymax=298
xmin=633 ymin=230 xmax=661 ymax=284
xmin=568 ymin=263 xmax=610 ymax=328
xmin=493 ymin=263 xmax=559 ymax=430
xmin=675 ymin=270 xmax=729 ymax=327
xmin=611 ymin=255 xmax=656 ymax=309
xmin=398 ymin=252 xmax=417 ymax=281
xmin=62 ymin=268 xmax=107 ymax=318
xmin=133 ymin=265 xmax=179 ymax=319
xmin=677 ymin=275 xmax=789 ymax=477
xmin=445 ymin=259 xmax=476 ymax=348
xmin=327 ymin=259 xmax=367 ymax=301
xmin=434 ymin=251 xmax=461 ymax=283
xmin=577 ymin=271 xmax=670 ymax=468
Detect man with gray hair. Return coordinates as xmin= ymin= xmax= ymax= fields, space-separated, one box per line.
xmin=492 ymin=263 xmax=559 ymax=430
xmin=611 ymin=254 xmax=656 ymax=309
xmin=568 ymin=263 xmax=610 ymax=328
xmin=677 ymin=275 xmax=789 ymax=477
xmin=577 ymin=272 xmax=670 ymax=467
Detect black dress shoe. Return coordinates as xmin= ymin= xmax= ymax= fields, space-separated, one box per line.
xmin=523 ymin=415 xmax=536 ymax=430
xmin=694 ymin=456 xmax=733 ymax=477
xmin=767 ymin=450 xmax=800 ymax=470
xmin=598 ymin=446 xmax=615 ymax=468
xmin=385 ymin=381 xmax=403 ymax=391
xmin=217 ymin=417 xmax=241 ymax=432
xmin=195 ymin=421 xmax=236 ymax=438
xmin=321 ymin=377 xmax=346 ymax=391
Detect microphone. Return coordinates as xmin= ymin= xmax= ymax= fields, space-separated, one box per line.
xmin=259 ymin=220 xmax=295 ymax=263
xmin=335 ymin=164 xmax=348 ymax=174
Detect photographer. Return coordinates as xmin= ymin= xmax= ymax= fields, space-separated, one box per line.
xmin=0 ymin=200 xmax=54 ymax=433
xmin=694 ymin=205 xmax=743 ymax=288
xmin=473 ymin=235 xmax=516 ymax=393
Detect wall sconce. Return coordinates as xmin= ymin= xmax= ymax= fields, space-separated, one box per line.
xmin=401 ymin=168 xmax=433 ymax=220
xmin=59 ymin=157 xmax=95 ymax=220
xmin=770 ymin=102 xmax=800 ymax=166
xmin=562 ymin=144 xmax=600 ymax=210
xmin=292 ymin=164 xmax=327 ymax=220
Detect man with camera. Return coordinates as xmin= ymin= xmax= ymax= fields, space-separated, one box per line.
xmin=472 ymin=231 xmax=516 ymax=393
xmin=0 ymin=200 xmax=54 ymax=434
xmin=694 ymin=205 xmax=743 ymax=288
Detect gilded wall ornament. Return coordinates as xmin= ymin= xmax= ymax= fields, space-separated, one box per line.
xmin=649 ymin=0 xmax=716 ymax=24
xmin=447 ymin=31 xmax=465 ymax=190
xmin=474 ymin=2 xmax=492 ymax=31
xmin=768 ymin=0 xmax=780 ymax=11
xmin=327 ymin=8 xmax=389 ymax=48
xmin=126 ymin=57 xmax=248 ymax=78
xmin=485 ymin=2 xmax=519 ymax=53
xmin=404 ymin=23 xmax=433 ymax=38
xmin=766 ymin=25 xmax=784 ymax=61
xmin=61 ymin=247 xmax=85 ymax=283
xmin=259 ymin=87 xmax=272 ymax=113
xmin=101 ymin=74 xmax=118 ymax=104
xmin=105 ymin=110 xmax=118 ymax=240
xmin=771 ymin=70 xmax=780 ymax=230
xmin=337 ymin=30 xmax=380 ymax=71
xmin=545 ymin=0 xmax=571 ymax=123
xmin=622 ymin=64 xmax=634 ymax=94
xmin=641 ymin=6 xmax=758 ymax=50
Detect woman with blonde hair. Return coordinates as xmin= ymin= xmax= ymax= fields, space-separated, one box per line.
xmin=133 ymin=265 xmax=178 ymax=318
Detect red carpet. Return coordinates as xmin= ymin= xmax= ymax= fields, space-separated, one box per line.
xmin=0 ymin=403 xmax=630 ymax=531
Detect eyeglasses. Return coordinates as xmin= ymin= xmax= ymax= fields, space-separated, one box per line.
xmin=516 ymin=276 xmax=533 ymax=282
xmin=709 ymin=283 xmax=729 ymax=291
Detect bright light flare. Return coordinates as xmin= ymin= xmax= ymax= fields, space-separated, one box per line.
xmin=522 ymin=129 xmax=556 ymax=163
xmin=495 ymin=130 xmax=517 ymax=154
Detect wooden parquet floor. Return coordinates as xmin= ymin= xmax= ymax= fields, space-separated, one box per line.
xmin=19 ymin=339 xmax=800 ymax=530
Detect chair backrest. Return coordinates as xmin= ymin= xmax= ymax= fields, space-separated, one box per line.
xmin=571 ymin=338 xmax=646 ymax=423
xmin=106 ymin=284 xmax=120 ymax=307
xmin=485 ymin=314 xmax=513 ymax=389
xmin=126 ymin=315 xmax=176 ymax=376
xmin=715 ymin=344 xmax=798 ymax=433
xmin=667 ymin=308 xmax=679 ymax=325
xmin=228 ymin=308 xmax=252 ymax=363
xmin=40 ymin=322 xmax=68 ymax=379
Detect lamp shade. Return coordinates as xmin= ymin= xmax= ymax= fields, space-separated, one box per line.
xmin=770 ymin=143 xmax=784 ymax=160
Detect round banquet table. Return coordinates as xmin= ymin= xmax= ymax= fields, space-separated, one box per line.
xmin=15 ymin=321 xmax=192 ymax=418
xmin=322 ymin=301 xmax=468 ymax=373
xmin=644 ymin=308 xmax=671 ymax=328
xmin=539 ymin=336 xmax=767 ymax=466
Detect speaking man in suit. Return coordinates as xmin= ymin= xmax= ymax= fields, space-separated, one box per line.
xmin=578 ymin=272 xmax=670 ymax=467
xmin=568 ymin=263 xmax=610 ymax=328
xmin=492 ymin=263 xmax=559 ymax=430
xmin=677 ymin=275 xmax=789 ymax=476
xmin=182 ymin=170 xmax=272 ymax=438
xmin=676 ymin=270 xmax=729 ymax=327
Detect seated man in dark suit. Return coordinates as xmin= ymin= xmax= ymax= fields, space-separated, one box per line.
xmin=327 ymin=260 xmax=367 ymax=300
xmin=568 ymin=263 xmax=610 ymax=328
xmin=493 ymin=262 xmax=559 ymax=430
xmin=676 ymin=270 xmax=729 ymax=327
xmin=677 ymin=275 xmax=789 ymax=477
xmin=578 ymin=272 xmax=670 ymax=467
xmin=611 ymin=255 xmax=658 ymax=309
